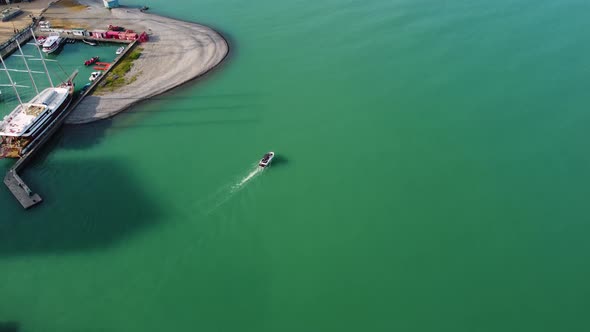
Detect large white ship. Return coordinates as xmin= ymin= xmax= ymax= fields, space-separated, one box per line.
xmin=0 ymin=83 xmax=74 ymax=158
xmin=0 ymin=32 xmax=75 ymax=159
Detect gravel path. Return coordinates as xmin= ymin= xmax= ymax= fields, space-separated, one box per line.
xmin=60 ymin=0 xmax=228 ymax=124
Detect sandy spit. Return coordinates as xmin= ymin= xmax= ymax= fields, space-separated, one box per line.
xmin=61 ymin=0 xmax=228 ymax=124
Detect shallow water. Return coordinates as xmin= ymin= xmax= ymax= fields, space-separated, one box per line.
xmin=1 ymin=0 xmax=590 ymax=331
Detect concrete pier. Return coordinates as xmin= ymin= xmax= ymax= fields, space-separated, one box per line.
xmin=4 ymin=161 xmax=42 ymax=209
xmin=3 ymin=70 xmax=83 ymax=209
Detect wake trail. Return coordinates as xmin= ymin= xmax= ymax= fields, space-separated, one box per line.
xmin=233 ymin=167 xmax=263 ymax=192
xmin=198 ymin=165 xmax=264 ymax=215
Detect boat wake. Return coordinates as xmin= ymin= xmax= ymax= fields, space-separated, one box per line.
xmin=233 ymin=167 xmax=263 ymax=192
xmin=198 ymin=165 xmax=264 ymax=215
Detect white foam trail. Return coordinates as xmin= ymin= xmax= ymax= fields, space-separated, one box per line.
xmin=233 ymin=167 xmax=263 ymax=192
xmin=198 ymin=165 xmax=264 ymax=215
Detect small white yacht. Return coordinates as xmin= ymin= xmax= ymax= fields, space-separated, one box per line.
xmin=259 ymin=152 xmax=275 ymax=168
xmin=42 ymin=33 xmax=63 ymax=54
xmin=89 ymin=72 xmax=101 ymax=82
xmin=116 ymin=46 xmax=125 ymax=55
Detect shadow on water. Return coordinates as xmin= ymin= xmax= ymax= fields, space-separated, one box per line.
xmin=0 ymin=322 xmax=19 ymax=332
xmin=0 ymin=158 xmax=163 ymax=257
xmin=270 ymin=154 xmax=289 ymax=167
xmin=17 ymin=118 xmax=114 ymax=158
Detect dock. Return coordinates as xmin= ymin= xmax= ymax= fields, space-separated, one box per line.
xmin=4 ymin=166 xmax=42 ymax=209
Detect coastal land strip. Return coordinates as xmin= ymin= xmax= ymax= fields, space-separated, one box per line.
xmin=38 ymin=0 xmax=229 ymax=124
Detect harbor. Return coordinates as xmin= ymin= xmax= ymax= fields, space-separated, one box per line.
xmin=0 ymin=0 xmax=228 ymax=208
xmin=2 ymin=36 xmax=137 ymax=208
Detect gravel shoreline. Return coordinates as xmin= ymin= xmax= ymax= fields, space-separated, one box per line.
xmin=57 ymin=0 xmax=228 ymax=124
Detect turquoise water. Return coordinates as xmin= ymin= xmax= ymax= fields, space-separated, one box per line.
xmin=2 ymin=0 xmax=590 ymax=331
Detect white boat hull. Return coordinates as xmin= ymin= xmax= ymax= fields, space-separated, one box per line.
xmin=259 ymin=152 xmax=275 ymax=167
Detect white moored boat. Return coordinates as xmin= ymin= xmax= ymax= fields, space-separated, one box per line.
xmin=89 ymin=71 xmax=101 ymax=81
xmin=116 ymin=46 xmax=125 ymax=55
xmin=259 ymin=152 xmax=275 ymax=168
xmin=42 ymin=32 xmax=63 ymax=54
xmin=82 ymin=39 xmax=97 ymax=46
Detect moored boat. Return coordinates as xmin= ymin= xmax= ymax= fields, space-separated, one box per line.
xmin=259 ymin=152 xmax=275 ymax=168
xmin=82 ymin=38 xmax=97 ymax=46
xmin=42 ymin=32 xmax=63 ymax=54
xmin=84 ymin=56 xmax=99 ymax=66
xmin=116 ymin=46 xmax=125 ymax=55
xmin=89 ymin=71 xmax=101 ymax=81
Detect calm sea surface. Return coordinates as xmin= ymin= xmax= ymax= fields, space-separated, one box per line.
xmin=1 ymin=0 xmax=590 ymax=331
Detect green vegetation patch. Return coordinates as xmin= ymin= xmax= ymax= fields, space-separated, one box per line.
xmin=95 ymin=46 xmax=144 ymax=93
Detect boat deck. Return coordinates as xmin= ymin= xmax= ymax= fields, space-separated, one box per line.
xmin=0 ymin=104 xmax=48 ymax=136
xmin=0 ymin=87 xmax=69 ymax=137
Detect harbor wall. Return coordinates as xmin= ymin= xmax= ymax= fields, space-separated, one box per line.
xmin=0 ymin=23 xmax=33 ymax=58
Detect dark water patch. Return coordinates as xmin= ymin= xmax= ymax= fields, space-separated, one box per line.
xmin=269 ymin=154 xmax=289 ymax=167
xmin=0 ymin=322 xmax=19 ymax=332
xmin=20 ymin=118 xmax=115 ymax=153
xmin=0 ymin=159 xmax=163 ymax=257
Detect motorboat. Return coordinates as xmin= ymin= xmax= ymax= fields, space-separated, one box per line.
xmin=80 ymin=82 xmax=92 ymax=93
xmin=89 ymin=71 xmax=101 ymax=82
xmin=82 ymin=39 xmax=97 ymax=46
xmin=259 ymin=152 xmax=275 ymax=168
xmin=84 ymin=56 xmax=99 ymax=66
xmin=116 ymin=46 xmax=125 ymax=55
